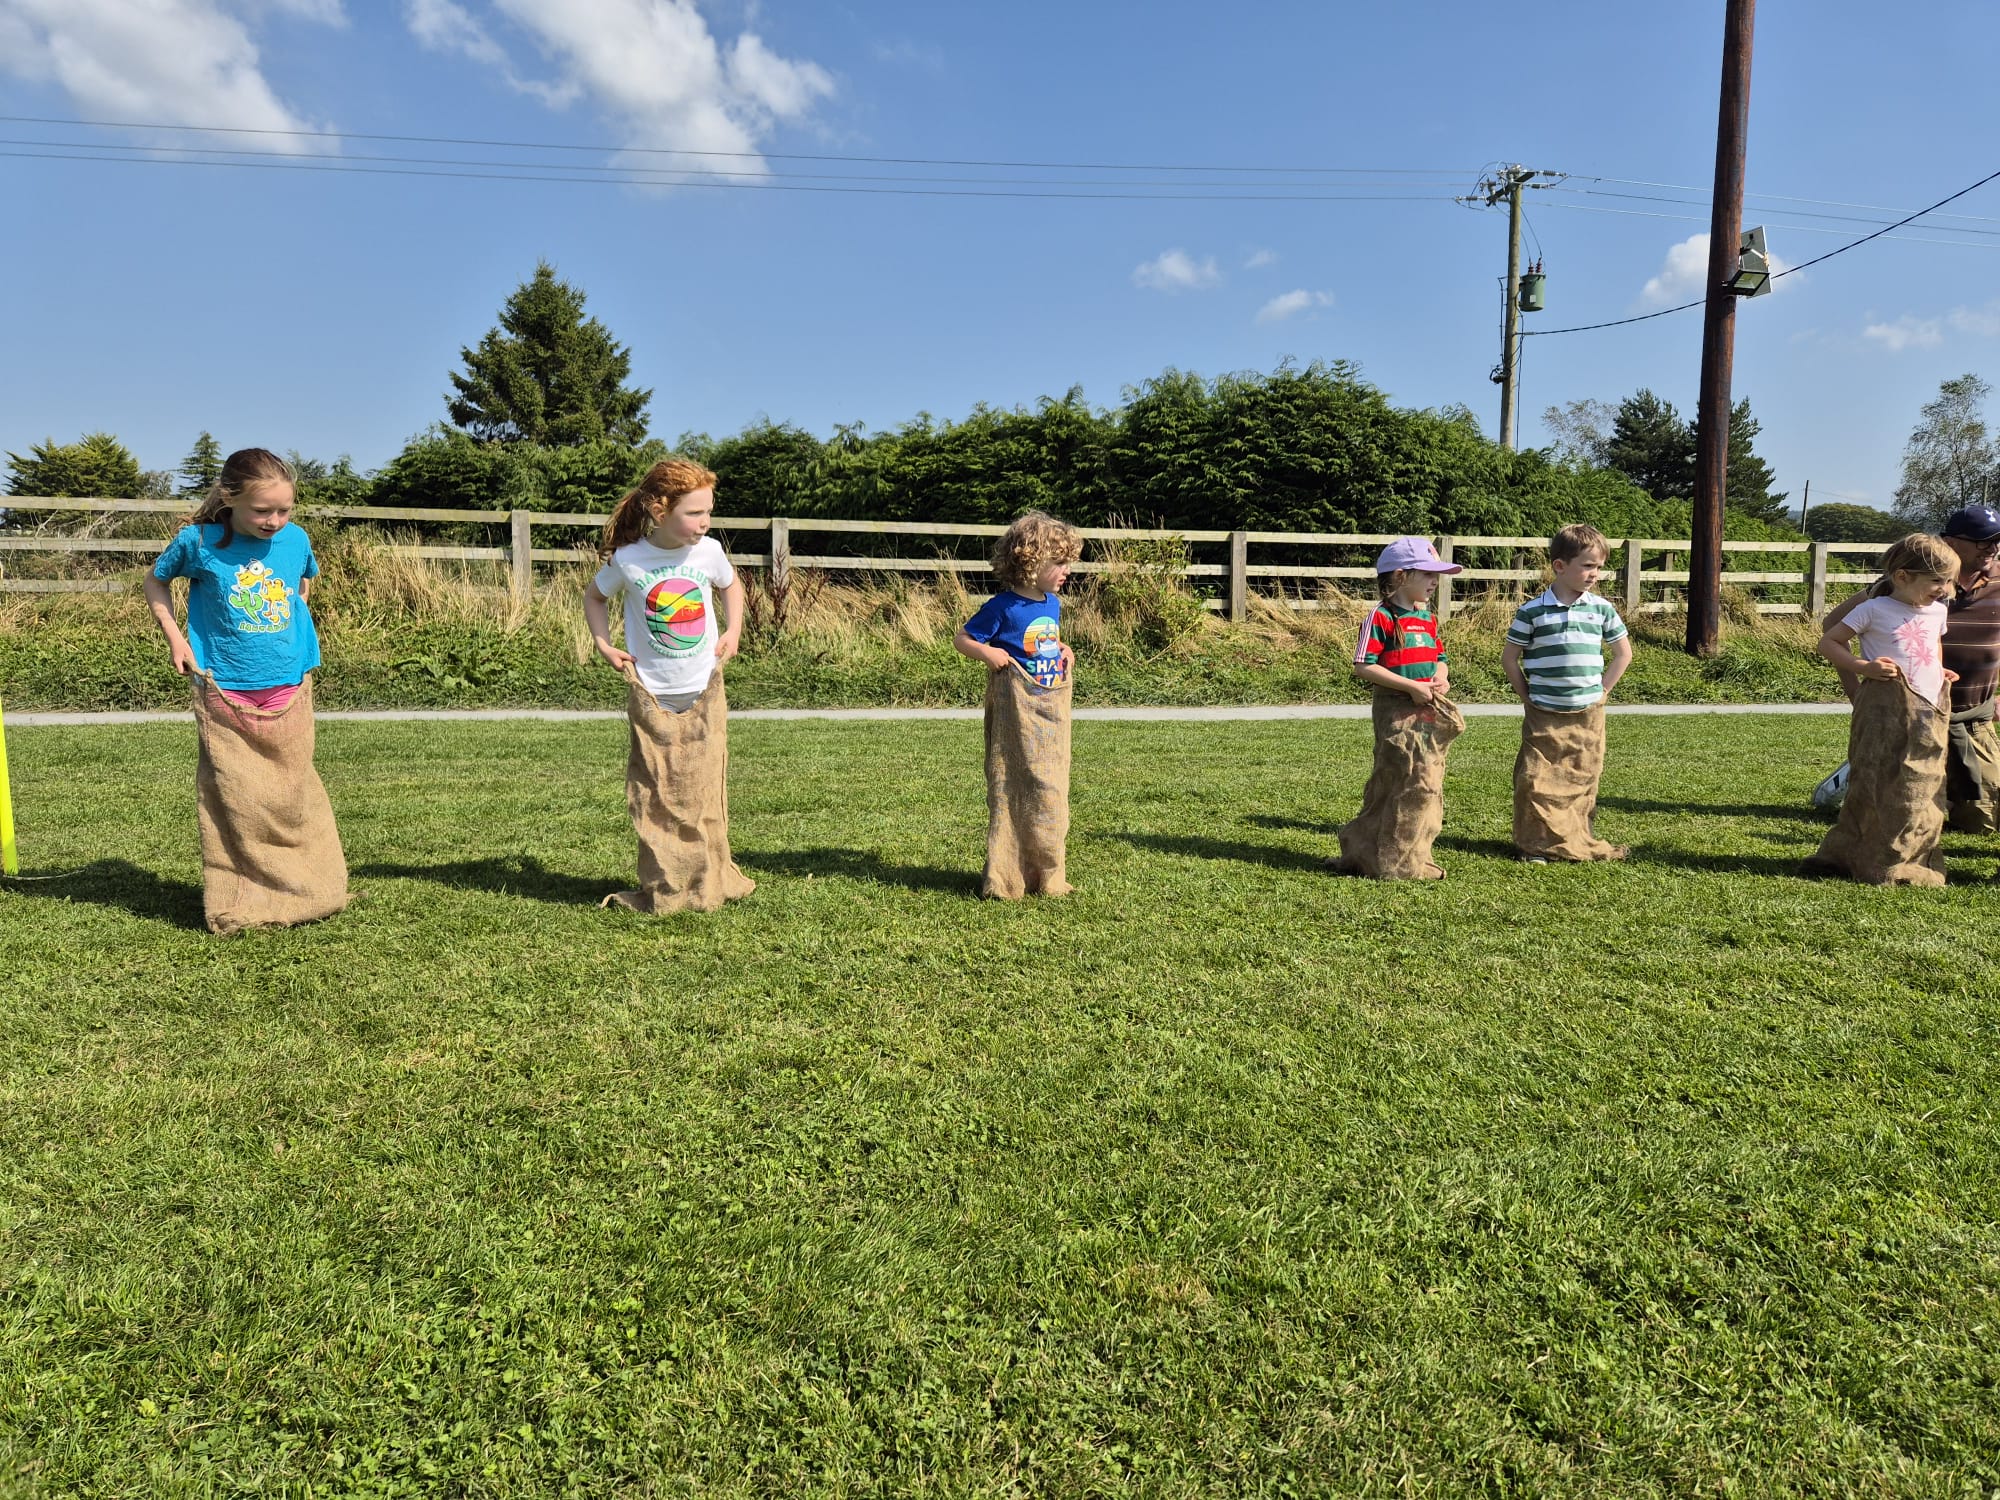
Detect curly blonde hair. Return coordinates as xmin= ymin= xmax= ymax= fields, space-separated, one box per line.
xmin=990 ymin=509 xmax=1082 ymax=592
xmin=598 ymin=458 xmax=719 ymax=559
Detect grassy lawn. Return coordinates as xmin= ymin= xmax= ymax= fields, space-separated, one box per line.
xmin=2 ymin=715 xmax=1996 ymax=1497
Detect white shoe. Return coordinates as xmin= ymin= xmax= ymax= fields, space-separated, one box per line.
xmin=1812 ymin=761 xmax=1850 ymax=812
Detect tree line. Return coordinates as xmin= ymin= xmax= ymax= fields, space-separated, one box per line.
xmin=8 ymin=263 xmax=1993 ymax=544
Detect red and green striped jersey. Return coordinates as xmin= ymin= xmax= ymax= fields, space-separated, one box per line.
xmin=1354 ymin=601 xmax=1445 ymax=682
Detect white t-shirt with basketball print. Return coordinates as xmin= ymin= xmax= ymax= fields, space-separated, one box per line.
xmin=594 ymin=536 xmax=737 ymax=707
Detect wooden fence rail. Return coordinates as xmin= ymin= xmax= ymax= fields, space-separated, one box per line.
xmin=0 ymin=496 xmax=1891 ymax=622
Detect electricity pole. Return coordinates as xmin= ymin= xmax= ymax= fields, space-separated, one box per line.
xmin=1468 ymin=166 xmax=1559 ymax=449
xmin=1688 ymin=0 xmax=1757 ymax=657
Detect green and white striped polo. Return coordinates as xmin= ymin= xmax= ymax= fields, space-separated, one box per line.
xmin=1505 ymin=587 xmax=1628 ymax=710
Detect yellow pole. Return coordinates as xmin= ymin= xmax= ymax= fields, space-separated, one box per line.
xmin=0 ymin=694 xmax=15 ymax=876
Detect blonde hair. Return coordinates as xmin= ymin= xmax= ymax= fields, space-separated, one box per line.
xmin=1869 ymin=532 xmax=1961 ymax=596
xmin=1550 ymin=523 xmax=1610 ymax=564
xmin=990 ymin=509 xmax=1082 ymax=592
xmin=599 ymin=458 xmax=718 ymax=559
xmin=183 ymin=448 xmax=295 ymax=532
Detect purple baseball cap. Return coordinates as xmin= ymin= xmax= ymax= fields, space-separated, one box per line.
xmin=1374 ymin=536 xmax=1463 ymax=574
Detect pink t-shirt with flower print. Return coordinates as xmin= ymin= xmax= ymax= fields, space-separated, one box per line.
xmin=1843 ymin=595 xmax=1949 ymax=704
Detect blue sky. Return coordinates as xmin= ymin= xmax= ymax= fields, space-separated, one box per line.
xmin=3 ymin=0 xmax=1996 ymax=513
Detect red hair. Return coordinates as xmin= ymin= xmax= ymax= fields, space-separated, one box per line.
xmin=598 ymin=459 xmax=718 ymax=558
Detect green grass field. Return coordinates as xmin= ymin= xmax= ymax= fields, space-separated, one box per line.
xmin=3 ymin=716 xmax=1997 ymax=1497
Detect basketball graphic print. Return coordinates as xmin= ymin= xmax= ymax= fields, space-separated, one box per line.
xmin=644 ymin=574 xmax=708 ymax=653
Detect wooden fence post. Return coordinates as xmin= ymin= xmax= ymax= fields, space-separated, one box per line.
xmin=1624 ymin=538 xmax=1643 ymax=615
xmin=1434 ymin=536 xmax=1455 ymax=621
xmin=769 ymin=516 xmax=791 ymax=593
xmin=1808 ymin=542 xmax=1829 ymax=620
xmin=1227 ymin=529 xmax=1248 ymax=622
xmin=508 ymin=509 xmax=532 ymax=604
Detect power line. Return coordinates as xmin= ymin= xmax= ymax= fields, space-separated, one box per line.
xmin=0 ymin=114 xmax=1474 ymax=177
xmin=0 ymin=135 xmax=1466 ymax=193
xmin=1576 ymin=173 xmax=2000 ymax=228
xmin=1546 ymin=183 xmax=2000 ymax=240
xmin=0 ymin=147 xmax=1468 ymax=202
xmin=1541 ymin=199 xmax=2000 ymax=252
xmin=1523 ymin=161 xmax=2000 ymax=336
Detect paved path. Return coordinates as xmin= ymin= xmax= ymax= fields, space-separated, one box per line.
xmin=7 ymin=702 xmax=1850 ymax=728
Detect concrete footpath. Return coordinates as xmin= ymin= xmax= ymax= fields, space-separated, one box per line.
xmin=8 ymin=702 xmax=1851 ymax=727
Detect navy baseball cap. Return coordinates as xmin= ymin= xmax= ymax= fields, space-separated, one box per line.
xmin=1942 ymin=503 xmax=2000 ymax=542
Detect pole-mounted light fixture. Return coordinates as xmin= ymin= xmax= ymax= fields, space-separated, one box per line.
xmin=1727 ymin=225 xmax=1773 ymax=296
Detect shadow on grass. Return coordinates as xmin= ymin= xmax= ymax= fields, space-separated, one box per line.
xmin=350 ymin=854 xmax=621 ymax=906
xmin=1599 ymin=795 xmax=1825 ymax=823
xmin=1246 ymin=814 xmax=1341 ymax=838
xmin=1432 ymin=833 xmax=1528 ymax=861
xmin=0 ymin=858 xmax=205 ymax=929
xmin=1106 ymin=831 xmax=1327 ymax=874
xmin=1624 ymin=845 xmax=1810 ymax=877
xmin=737 ymin=848 xmax=979 ymax=895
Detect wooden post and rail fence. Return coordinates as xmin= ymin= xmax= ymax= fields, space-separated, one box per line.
xmin=0 ymin=496 xmax=1888 ymax=622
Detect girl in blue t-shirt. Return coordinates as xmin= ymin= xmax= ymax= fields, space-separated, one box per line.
xmin=954 ymin=510 xmax=1082 ymax=898
xmin=142 ymin=447 xmax=349 ymax=933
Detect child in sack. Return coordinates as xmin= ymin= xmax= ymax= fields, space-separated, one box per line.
xmin=586 ymin=459 xmax=755 ymax=913
xmin=1334 ymin=537 xmax=1466 ymax=880
xmin=143 ymin=447 xmax=351 ymax=934
xmin=953 ymin=510 xmax=1082 ymax=899
xmin=1502 ymin=524 xmax=1633 ymax=863
xmin=1802 ymin=533 xmax=1959 ymax=886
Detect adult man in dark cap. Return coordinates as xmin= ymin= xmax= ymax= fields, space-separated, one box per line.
xmin=1816 ymin=503 xmax=2000 ymax=830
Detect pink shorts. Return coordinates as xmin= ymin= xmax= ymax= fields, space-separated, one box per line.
xmin=217 ymin=682 xmax=301 ymax=712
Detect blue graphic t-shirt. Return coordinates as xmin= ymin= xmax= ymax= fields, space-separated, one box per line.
xmin=964 ymin=589 xmax=1066 ymax=689
xmin=152 ymin=522 xmax=321 ymax=690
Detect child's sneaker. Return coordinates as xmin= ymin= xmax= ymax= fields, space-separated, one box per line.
xmin=1812 ymin=761 xmax=1850 ymax=813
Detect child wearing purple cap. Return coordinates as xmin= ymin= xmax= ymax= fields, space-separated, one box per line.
xmin=1333 ymin=537 xmax=1466 ymax=880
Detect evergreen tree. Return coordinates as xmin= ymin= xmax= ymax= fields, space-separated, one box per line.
xmin=176 ymin=431 xmax=223 ymax=497
xmin=1689 ymin=397 xmax=1788 ymax=524
xmin=5 ymin=432 xmax=144 ymax=498
xmin=1603 ymin=389 xmax=1696 ymax=502
xmin=447 ymin=262 xmax=651 ymax=446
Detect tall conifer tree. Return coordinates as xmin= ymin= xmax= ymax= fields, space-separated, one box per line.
xmin=447 ymin=262 xmax=651 ymax=446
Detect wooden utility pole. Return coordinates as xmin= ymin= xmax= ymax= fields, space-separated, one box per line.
xmin=1499 ymin=175 xmax=1526 ymax=449
xmin=1687 ymin=0 xmax=1757 ymax=657
xmin=1469 ymin=165 xmax=1556 ymax=450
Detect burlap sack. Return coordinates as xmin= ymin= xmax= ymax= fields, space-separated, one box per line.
xmin=982 ymin=662 xmax=1072 ymax=899
xmin=603 ymin=668 xmax=755 ymax=914
xmin=1945 ymin=699 xmax=2000 ymax=835
xmin=1513 ymin=701 xmax=1624 ymax=861
xmin=1802 ymin=676 xmax=1949 ymax=886
xmin=1334 ymin=689 xmax=1466 ymax=879
xmin=191 ymin=672 xmax=350 ymax=935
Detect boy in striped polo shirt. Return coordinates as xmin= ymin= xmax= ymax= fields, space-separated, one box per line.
xmin=1502 ymin=524 xmax=1633 ymax=861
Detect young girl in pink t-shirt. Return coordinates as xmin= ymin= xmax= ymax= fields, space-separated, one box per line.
xmin=1806 ymin=534 xmax=1961 ymax=885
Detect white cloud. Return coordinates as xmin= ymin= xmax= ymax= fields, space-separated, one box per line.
xmin=1132 ymin=249 xmax=1221 ymax=292
xmin=1244 ymin=248 xmax=1278 ymax=270
xmin=1863 ymin=315 xmax=1944 ymax=352
xmin=1256 ymin=289 xmax=1333 ymax=324
xmin=404 ymin=0 xmax=575 ymax=104
xmin=413 ymin=1 xmax=835 ymax=175
xmin=1948 ymin=299 xmax=2000 ymax=338
xmin=0 ymin=0 xmax=338 ymax=145
xmin=1641 ymin=231 xmax=1798 ymax=306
